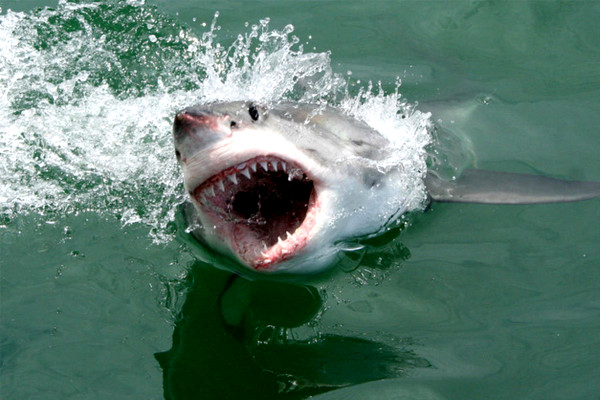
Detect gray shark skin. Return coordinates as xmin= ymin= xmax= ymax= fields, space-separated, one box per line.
xmin=173 ymin=101 xmax=600 ymax=275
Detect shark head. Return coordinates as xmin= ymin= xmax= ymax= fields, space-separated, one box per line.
xmin=173 ymin=101 xmax=422 ymax=274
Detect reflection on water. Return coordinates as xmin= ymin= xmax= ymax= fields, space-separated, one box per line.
xmin=155 ymin=260 xmax=430 ymax=399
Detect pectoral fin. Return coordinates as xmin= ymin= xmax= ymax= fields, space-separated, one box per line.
xmin=425 ymin=169 xmax=600 ymax=204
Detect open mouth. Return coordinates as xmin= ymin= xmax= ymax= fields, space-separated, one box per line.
xmin=192 ymin=156 xmax=318 ymax=269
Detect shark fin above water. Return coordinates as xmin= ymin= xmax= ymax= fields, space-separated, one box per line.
xmin=425 ymin=169 xmax=600 ymax=204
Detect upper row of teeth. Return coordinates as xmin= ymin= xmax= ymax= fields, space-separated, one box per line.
xmin=201 ymin=159 xmax=289 ymax=197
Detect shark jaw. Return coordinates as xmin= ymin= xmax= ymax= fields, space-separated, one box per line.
xmin=190 ymin=154 xmax=321 ymax=270
xmin=174 ymin=101 xmax=411 ymax=275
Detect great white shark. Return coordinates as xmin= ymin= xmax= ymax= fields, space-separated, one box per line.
xmin=173 ymin=101 xmax=600 ymax=275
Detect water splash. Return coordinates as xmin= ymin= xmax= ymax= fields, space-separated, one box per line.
xmin=0 ymin=0 xmax=432 ymax=242
xmin=340 ymin=80 xmax=432 ymax=212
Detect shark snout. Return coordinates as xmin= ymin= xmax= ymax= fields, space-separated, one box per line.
xmin=173 ymin=109 xmax=232 ymax=160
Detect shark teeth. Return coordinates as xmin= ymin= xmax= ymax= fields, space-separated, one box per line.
xmin=191 ymin=154 xmax=316 ymax=270
xmin=227 ymin=174 xmax=238 ymax=185
xmin=194 ymin=156 xmax=307 ymax=210
xmin=240 ymin=168 xmax=251 ymax=179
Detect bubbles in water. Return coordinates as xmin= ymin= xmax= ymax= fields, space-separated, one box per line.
xmin=0 ymin=1 xmax=433 ymax=243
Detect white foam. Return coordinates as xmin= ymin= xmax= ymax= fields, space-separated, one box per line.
xmin=340 ymin=81 xmax=432 ymax=213
xmin=0 ymin=2 xmax=432 ymax=242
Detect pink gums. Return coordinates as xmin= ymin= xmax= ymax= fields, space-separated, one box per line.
xmin=192 ymin=155 xmax=319 ymax=271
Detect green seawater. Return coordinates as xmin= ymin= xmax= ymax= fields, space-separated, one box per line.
xmin=2 ymin=1 xmax=600 ymax=399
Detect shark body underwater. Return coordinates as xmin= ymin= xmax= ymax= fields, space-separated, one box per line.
xmin=173 ymin=101 xmax=600 ymax=276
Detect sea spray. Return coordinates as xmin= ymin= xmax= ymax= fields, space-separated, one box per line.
xmin=0 ymin=1 xmax=432 ymax=243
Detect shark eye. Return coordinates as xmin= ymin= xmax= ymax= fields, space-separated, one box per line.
xmin=248 ymin=105 xmax=259 ymax=121
xmin=230 ymin=120 xmax=237 ymax=128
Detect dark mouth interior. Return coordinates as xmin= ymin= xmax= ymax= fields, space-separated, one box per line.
xmin=196 ymin=159 xmax=315 ymax=250
xmin=228 ymin=170 xmax=314 ymax=247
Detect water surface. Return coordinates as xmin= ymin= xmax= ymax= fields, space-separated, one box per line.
xmin=2 ymin=1 xmax=599 ymax=399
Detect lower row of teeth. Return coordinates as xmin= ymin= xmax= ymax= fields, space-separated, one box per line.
xmin=200 ymin=159 xmax=293 ymax=198
xmin=255 ymin=232 xmax=295 ymax=257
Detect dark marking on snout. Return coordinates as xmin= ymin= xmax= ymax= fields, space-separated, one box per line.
xmin=173 ymin=109 xmax=231 ymax=153
xmin=173 ymin=110 xmax=210 ymax=141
